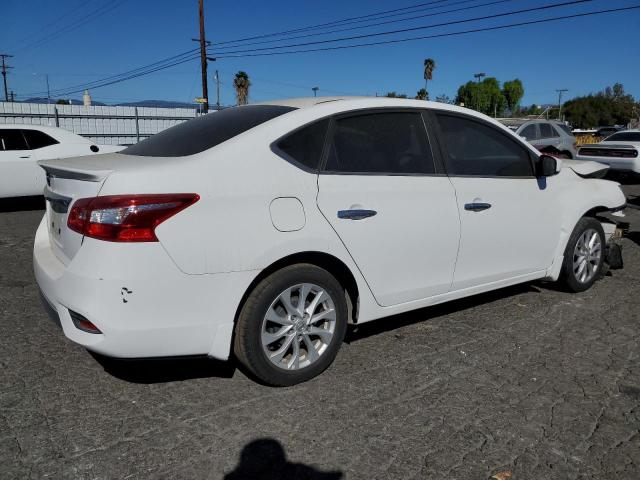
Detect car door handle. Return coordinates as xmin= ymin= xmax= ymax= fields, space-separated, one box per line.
xmin=464 ymin=202 xmax=492 ymax=212
xmin=20 ymin=155 xmax=31 ymax=158
xmin=337 ymin=209 xmax=377 ymax=220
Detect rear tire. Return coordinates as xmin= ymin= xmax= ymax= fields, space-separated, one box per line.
xmin=560 ymin=217 xmax=605 ymax=292
xmin=233 ymin=264 xmax=347 ymax=386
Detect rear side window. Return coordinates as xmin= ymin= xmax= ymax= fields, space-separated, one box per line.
xmin=324 ymin=112 xmax=435 ymax=174
xmin=539 ymin=123 xmax=559 ymax=139
xmin=23 ymin=129 xmax=59 ymax=149
xmin=123 ymin=105 xmax=297 ymax=157
xmin=436 ymin=114 xmax=533 ymax=177
xmin=276 ymin=119 xmax=329 ymax=170
xmin=520 ymin=124 xmax=538 ymax=140
xmin=0 ymin=129 xmax=28 ymax=151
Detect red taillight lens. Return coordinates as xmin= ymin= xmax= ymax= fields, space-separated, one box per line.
xmin=67 ymin=193 xmax=200 ymax=242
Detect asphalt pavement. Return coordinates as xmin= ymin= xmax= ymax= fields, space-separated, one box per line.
xmin=1 ymin=183 xmax=639 ymax=479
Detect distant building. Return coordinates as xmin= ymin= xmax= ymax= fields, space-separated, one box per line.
xmin=83 ymin=90 xmax=92 ymax=106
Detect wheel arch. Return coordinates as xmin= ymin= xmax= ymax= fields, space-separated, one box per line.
xmin=233 ymin=251 xmax=361 ymax=331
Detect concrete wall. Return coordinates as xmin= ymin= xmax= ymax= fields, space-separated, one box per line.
xmin=0 ymin=102 xmax=199 ymax=145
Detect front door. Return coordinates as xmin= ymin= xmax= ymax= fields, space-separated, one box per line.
xmin=433 ymin=112 xmax=561 ymax=290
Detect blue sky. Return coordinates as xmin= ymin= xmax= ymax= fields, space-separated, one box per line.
xmin=2 ymin=0 xmax=639 ymax=106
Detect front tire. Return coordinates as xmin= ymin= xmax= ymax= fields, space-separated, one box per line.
xmin=233 ymin=264 xmax=348 ymax=386
xmin=560 ymin=217 xmax=605 ymax=292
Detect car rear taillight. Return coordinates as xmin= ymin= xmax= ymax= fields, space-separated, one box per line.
xmin=67 ymin=193 xmax=200 ymax=242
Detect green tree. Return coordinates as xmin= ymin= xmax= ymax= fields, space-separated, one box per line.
xmin=423 ymin=58 xmax=436 ymax=96
xmin=502 ymin=79 xmax=524 ymax=115
xmin=435 ymin=94 xmax=453 ymax=104
xmin=455 ymin=77 xmax=505 ymax=116
xmin=415 ymin=88 xmax=428 ymax=100
xmin=563 ymin=83 xmax=637 ymax=128
xmin=233 ymin=71 xmax=251 ymax=105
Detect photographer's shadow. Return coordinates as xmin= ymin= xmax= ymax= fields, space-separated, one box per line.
xmin=225 ymin=438 xmax=342 ymax=480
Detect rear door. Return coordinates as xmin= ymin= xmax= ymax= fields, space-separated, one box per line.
xmin=433 ymin=112 xmax=561 ymax=290
xmin=316 ymin=109 xmax=460 ymax=307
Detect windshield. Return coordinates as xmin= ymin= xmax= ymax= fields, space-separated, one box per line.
xmin=122 ymin=105 xmax=297 ymax=157
xmin=605 ymin=132 xmax=640 ymax=142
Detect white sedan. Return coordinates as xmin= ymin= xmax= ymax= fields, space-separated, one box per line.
xmin=576 ymin=129 xmax=640 ymax=173
xmin=0 ymin=124 xmax=123 ymax=198
xmin=34 ymin=97 xmax=626 ymax=386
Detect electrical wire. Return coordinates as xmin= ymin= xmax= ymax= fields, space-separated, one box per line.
xmin=212 ymin=5 xmax=640 ymax=59
xmin=209 ymin=0 xmax=596 ymax=55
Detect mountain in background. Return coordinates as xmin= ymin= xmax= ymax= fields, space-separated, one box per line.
xmin=19 ymin=98 xmax=196 ymax=109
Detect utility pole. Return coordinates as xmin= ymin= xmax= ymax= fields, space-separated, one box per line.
xmin=198 ymin=0 xmax=209 ymax=113
xmin=46 ymin=74 xmax=51 ymax=104
xmin=556 ymin=89 xmax=568 ymax=120
xmin=1 ymin=54 xmax=14 ymax=102
xmin=215 ymin=69 xmax=220 ymax=110
xmin=312 ymin=86 xmax=319 ymax=97
xmin=473 ymin=72 xmax=486 ymax=111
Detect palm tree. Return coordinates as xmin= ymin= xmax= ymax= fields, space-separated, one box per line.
xmin=415 ymin=88 xmax=428 ymax=101
xmin=233 ymin=71 xmax=251 ymax=105
xmin=423 ymin=58 xmax=436 ymax=94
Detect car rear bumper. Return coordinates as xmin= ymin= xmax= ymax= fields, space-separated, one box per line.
xmin=575 ymin=155 xmax=640 ymax=173
xmin=33 ymin=216 xmax=255 ymax=360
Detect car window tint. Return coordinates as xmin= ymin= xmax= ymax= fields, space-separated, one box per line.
xmin=520 ymin=124 xmax=538 ymax=140
xmin=277 ymin=119 xmax=329 ymax=170
xmin=0 ymin=129 xmax=28 ymax=151
xmin=23 ymin=129 xmax=59 ymax=149
xmin=324 ymin=112 xmax=435 ymax=174
xmin=539 ymin=123 xmax=558 ymax=139
xmin=122 ymin=105 xmax=297 ymax=157
xmin=436 ymin=114 xmax=533 ymax=177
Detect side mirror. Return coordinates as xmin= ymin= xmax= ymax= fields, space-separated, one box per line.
xmin=537 ymin=154 xmax=559 ymax=177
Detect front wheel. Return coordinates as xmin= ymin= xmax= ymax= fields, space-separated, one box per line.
xmin=560 ymin=217 xmax=605 ymax=292
xmin=233 ymin=264 xmax=348 ymax=386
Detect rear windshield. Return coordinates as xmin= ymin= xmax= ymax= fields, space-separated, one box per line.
xmin=556 ymin=123 xmax=574 ymax=136
xmin=605 ymin=132 xmax=640 ymax=142
xmin=122 ymin=105 xmax=297 ymax=157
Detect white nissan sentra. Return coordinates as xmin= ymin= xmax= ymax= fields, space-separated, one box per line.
xmin=34 ymin=97 xmax=627 ymax=386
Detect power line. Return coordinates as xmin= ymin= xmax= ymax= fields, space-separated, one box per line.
xmin=209 ymin=0 xmax=596 ymax=55
xmin=213 ymin=0 xmax=456 ymax=46
xmin=213 ymin=0 xmax=517 ymax=51
xmin=213 ymin=5 xmax=640 ymax=59
xmin=16 ymin=0 xmax=127 ymax=52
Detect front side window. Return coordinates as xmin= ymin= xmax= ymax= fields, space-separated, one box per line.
xmin=0 ymin=129 xmax=28 ymax=151
xmin=122 ymin=105 xmax=297 ymax=157
xmin=324 ymin=112 xmax=435 ymax=174
xmin=23 ymin=129 xmax=59 ymax=149
xmin=276 ymin=119 xmax=329 ymax=170
xmin=436 ymin=114 xmax=533 ymax=177
xmin=539 ymin=123 xmax=559 ymax=139
xmin=520 ymin=124 xmax=538 ymax=140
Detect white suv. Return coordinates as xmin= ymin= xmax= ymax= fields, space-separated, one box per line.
xmin=34 ymin=97 xmax=626 ymax=386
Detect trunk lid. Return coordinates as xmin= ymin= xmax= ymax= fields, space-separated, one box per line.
xmin=40 ymin=156 xmax=116 ymax=264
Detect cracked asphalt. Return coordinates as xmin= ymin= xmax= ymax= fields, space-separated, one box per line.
xmin=1 ymin=182 xmax=639 ymax=480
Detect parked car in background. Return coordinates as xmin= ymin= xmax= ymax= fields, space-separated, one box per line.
xmin=576 ymin=129 xmax=640 ymax=173
xmin=596 ymin=126 xmax=624 ymax=138
xmin=34 ymin=97 xmax=626 ymax=386
xmin=0 ymin=124 xmax=123 ymax=198
xmin=515 ymin=120 xmax=577 ymax=158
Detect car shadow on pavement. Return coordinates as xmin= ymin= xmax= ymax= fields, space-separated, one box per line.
xmin=0 ymin=196 xmax=45 ymax=213
xmin=89 ymin=352 xmax=236 ymax=384
xmin=345 ymin=283 xmax=540 ymax=343
xmin=224 ymin=438 xmax=343 ymax=480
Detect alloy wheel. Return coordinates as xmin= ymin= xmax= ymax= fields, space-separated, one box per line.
xmin=572 ymin=228 xmax=602 ymax=284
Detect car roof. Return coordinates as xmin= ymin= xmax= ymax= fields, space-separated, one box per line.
xmin=0 ymin=123 xmax=90 ymax=143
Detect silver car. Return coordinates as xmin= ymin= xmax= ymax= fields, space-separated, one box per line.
xmin=516 ymin=120 xmax=577 ymax=159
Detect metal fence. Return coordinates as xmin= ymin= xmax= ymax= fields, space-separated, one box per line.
xmin=0 ymin=102 xmax=199 ymax=145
